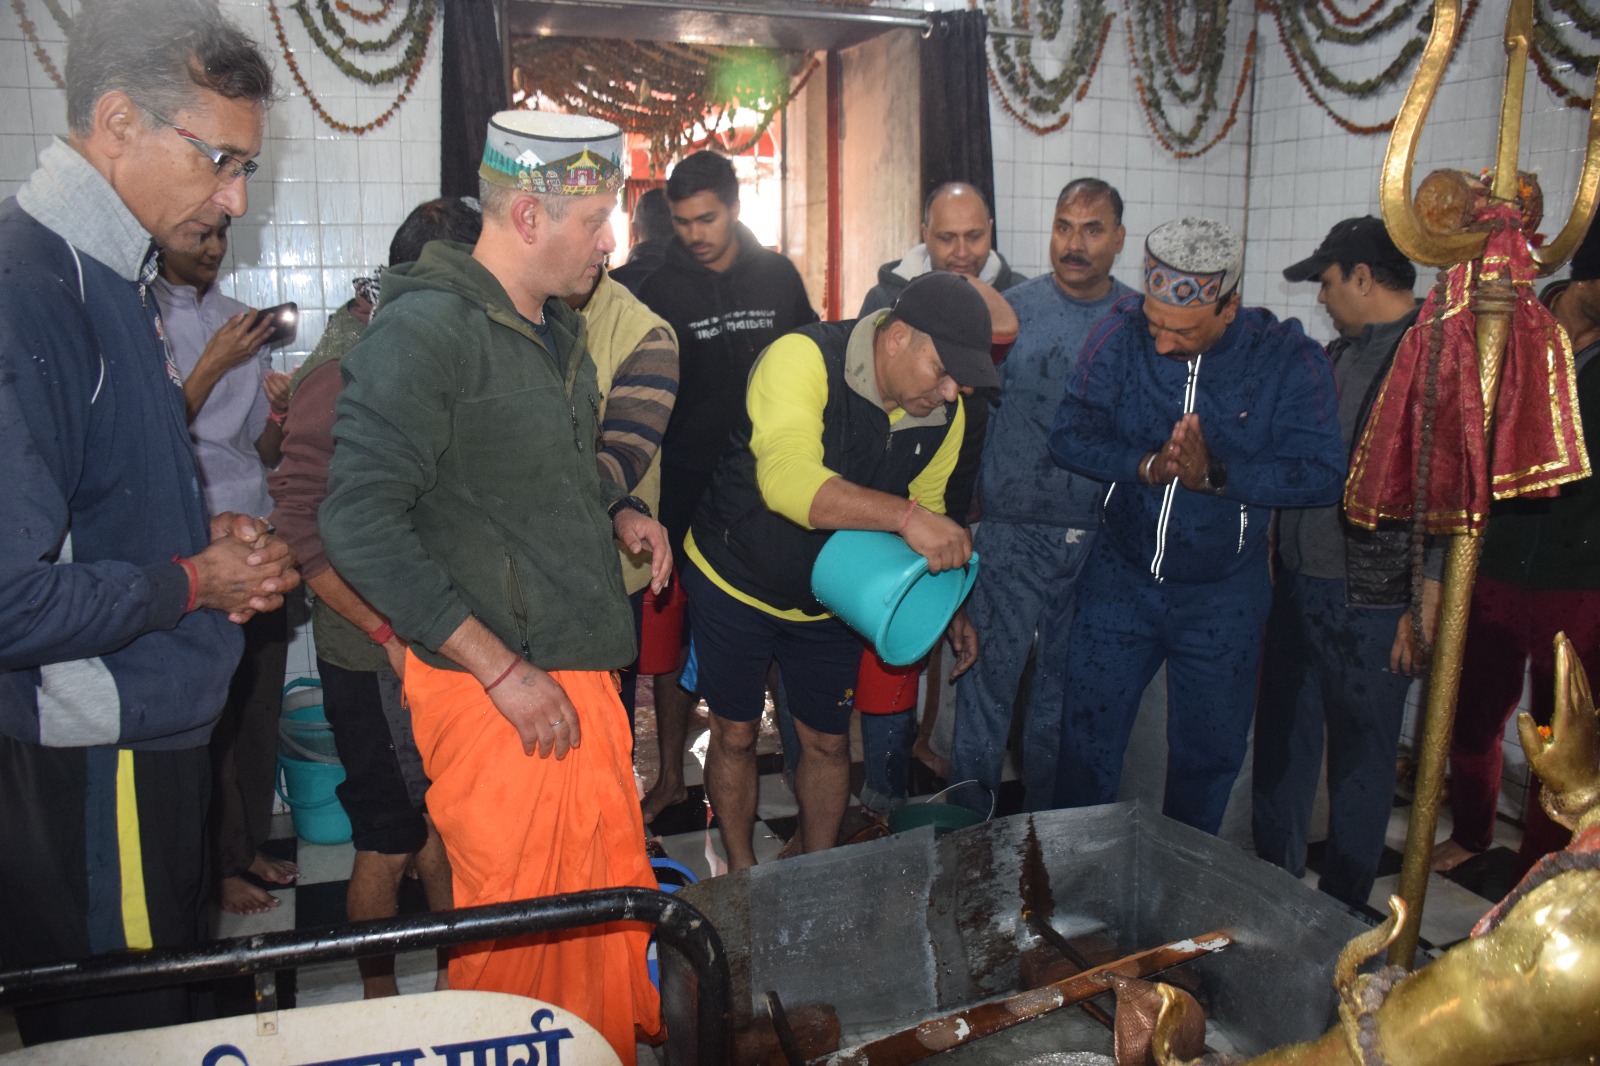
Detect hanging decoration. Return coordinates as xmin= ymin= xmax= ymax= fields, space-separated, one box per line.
xmin=1262 ymin=0 xmax=1480 ymax=134
xmin=1125 ymin=0 xmax=1257 ymax=157
xmin=267 ymin=0 xmax=435 ymax=136
xmin=510 ymin=38 xmax=817 ymax=168
xmin=1531 ymin=0 xmax=1600 ymax=109
xmin=11 ymin=0 xmax=69 ymax=91
xmin=974 ymin=0 xmax=1117 ymax=135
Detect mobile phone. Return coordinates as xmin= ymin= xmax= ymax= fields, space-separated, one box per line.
xmin=252 ymin=301 xmax=299 ymax=348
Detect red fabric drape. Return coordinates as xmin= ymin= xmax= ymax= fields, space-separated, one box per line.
xmin=1345 ymin=204 xmax=1590 ymax=534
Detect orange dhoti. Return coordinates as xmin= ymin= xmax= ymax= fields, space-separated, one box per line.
xmin=403 ymin=652 xmax=661 ymax=1063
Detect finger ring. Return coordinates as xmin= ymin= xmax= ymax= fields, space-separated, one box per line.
xmin=551 ymin=719 xmax=565 ymax=728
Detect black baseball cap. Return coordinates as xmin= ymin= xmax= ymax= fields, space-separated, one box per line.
xmin=890 ymin=271 xmax=999 ymax=390
xmin=1283 ymin=216 xmax=1412 ymax=283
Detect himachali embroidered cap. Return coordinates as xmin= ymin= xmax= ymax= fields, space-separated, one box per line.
xmin=480 ymin=110 xmax=624 ymax=196
xmin=1144 ymin=217 xmax=1244 ymax=306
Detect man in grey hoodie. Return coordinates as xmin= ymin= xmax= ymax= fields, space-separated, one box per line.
xmin=860 ymin=182 xmax=1026 ymax=316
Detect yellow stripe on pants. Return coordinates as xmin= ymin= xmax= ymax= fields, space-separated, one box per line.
xmin=115 ymin=750 xmax=153 ymax=951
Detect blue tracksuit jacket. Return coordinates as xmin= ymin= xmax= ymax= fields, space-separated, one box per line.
xmin=1049 ymin=295 xmax=1345 ymax=584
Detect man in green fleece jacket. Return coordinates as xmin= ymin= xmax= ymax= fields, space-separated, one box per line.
xmin=320 ymin=112 xmax=670 ymax=1061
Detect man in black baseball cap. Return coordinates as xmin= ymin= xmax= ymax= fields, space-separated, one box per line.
xmin=890 ymin=270 xmax=1001 ymax=392
xmin=1253 ymin=214 xmax=1424 ymax=908
xmin=680 ymin=269 xmax=985 ymax=872
xmin=1282 ymin=216 xmax=1416 ymax=338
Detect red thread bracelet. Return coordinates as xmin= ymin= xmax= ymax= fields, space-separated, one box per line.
xmin=896 ymin=497 xmax=921 ymax=535
xmin=367 ymin=621 xmax=395 ymax=646
xmin=484 ymin=657 xmax=520 ymax=693
xmin=172 ymin=554 xmax=199 ymax=612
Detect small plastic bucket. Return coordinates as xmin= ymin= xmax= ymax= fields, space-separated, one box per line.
xmin=648 ymin=857 xmax=699 ymax=987
xmin=887 ymin=780 xmax=993 ymax=837
xmin=276 ymin=692 xmax=352 ymax=846
xmin=811 ymin=530 xmax=979 ymax=666
xmin=854 ymin=646 xmax=921 ymax=715
xmin=638 ymin=577 xmax=687 ymax=675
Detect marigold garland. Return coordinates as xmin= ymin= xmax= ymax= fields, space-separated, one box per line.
xmin=1126 ymin=0 xmax=1255 ymax=156
xmin=268 ymin=0 xmax=434 ymax=135
xmin=511 ymin=38 xmax=815 ymax=168
xmin=1531 ymin=0 xmax=1599 ymax=109
xmin=1263 ymin=0 xmax=1481 ymax=134
xmin=298 ymin=0 xmax=431 ymax=77
xmin=976 ymin=0 xmax=1116 ymax=134
xmin=335 ymin=0 xmax=393 ymax=27
xmin=11 ymin=0 xmax=65 ymax=90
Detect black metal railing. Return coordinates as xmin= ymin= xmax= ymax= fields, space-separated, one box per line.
xmin=0 ymin=887 xmax=730 ymax=1065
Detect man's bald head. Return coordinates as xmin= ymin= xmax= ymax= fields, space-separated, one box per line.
xmin=921 ymin=182 xmax=994 ymax=278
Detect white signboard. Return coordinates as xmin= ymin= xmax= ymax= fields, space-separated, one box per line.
xmin=2 ymin=989 xmax=623 ymax=1066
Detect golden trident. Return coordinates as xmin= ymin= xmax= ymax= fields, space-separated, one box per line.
xmin=1378 ymin=0 xmax=1600 ymax=967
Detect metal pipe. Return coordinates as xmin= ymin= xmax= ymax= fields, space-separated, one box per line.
xmin=0 ymin=888 xmax=732 ymax=1066
xmin=516 ymin=0 xmax=1035 ymax=38
xmin=822 ymin=929 xmax=1233 ymax=1065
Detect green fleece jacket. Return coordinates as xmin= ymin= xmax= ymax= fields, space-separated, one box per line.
xmin=322 ymin=241 xmax=635 ymax=672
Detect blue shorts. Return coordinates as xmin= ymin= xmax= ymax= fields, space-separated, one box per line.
xmin=680 ymin=559 xmax=861 ymax=736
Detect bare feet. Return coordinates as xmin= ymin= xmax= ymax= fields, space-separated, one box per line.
xmin=912 ymin=736 xmax=950 ymax=779
xmin=641 ymin=776 xmax=688 ymax=825
xmin=1429 ymin=836 xmax=1484 ymax=872
xmin=248 ymin=851 xmax=299 ymax=885
xmin=220 ymin=874 xmax=281 ymax=915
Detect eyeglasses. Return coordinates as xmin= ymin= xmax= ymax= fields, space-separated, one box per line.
xmin=144 ymin=107 xmax=258 ymax=182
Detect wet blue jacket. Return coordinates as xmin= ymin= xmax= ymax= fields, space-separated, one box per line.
xmin=1049 ymin=295 xmax=1345 ymax=584
xmin=977 ymin=273 xmax=1133 ymax=526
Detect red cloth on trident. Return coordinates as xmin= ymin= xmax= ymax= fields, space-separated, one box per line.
xmin=1344 ymin=204 xmax=1590 ymax=534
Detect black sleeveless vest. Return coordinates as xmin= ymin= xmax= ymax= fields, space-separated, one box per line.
xmin=692 ymin=320 xmax=958 ymax=613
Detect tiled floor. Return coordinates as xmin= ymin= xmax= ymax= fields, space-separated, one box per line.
xmin=0 ymin=684 xmax=1539 ymax=1048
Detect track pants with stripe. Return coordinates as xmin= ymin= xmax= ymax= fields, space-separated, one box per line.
xmin=1052 ymin=538 xmax=1272 ymax=834
xmin=0 ymin=735 xmax=210 ymax=1046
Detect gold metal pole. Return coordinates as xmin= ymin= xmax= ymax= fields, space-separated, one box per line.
xmin=1387 ymin=277 xmax=1516 ymax=967
xmin=1374 ymin=0 xmax=1598 ymax=965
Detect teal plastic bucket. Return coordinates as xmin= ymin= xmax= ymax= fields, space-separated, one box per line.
xmin=648 ymin=857 xmax=699 ymax=988
xmin=276 ymin=692 xmax=352 ymax=846
xmin=811 ymin=530 xmax=979 ymax=666
xmin=887 ymin=780 xmax=993 ymax=837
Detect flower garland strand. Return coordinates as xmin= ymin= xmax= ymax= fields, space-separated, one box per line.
xmin=1125 ymin=0 xmax=1256 ymax=156
xmin=1531 ymin=0 xmax=1599 ymax=109
xmin=976 ymin=0 xmax=1116 ymax=134
xmin=268 ymin=0 xmax=434 ymax=135
xmin=12 ymin=0 xmax=66 ymax=90
xmin=334 ymin=0 xmax=394 ymax=27
xmin=1264 ymin=0 xmax=1481 ymax=134
xmin=512 ymin=38 xmax=815 ymax=167
xmin=297 ymin=0 xmax=429 ymax=77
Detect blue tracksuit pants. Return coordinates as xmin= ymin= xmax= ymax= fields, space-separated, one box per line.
xmin=951 ymin=519 xmax=1096 ymax=811
xmin=1251 ymin=570 xmax=1411 ymax=907
xmin=1053 ymin=537 xmax=1272 ymax=833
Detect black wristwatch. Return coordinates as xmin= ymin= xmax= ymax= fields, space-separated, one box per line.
xmin=607 ymin=495 xmax=651 ymax=521
xmin=1201 ymin=460 xmax=1228 ymax=494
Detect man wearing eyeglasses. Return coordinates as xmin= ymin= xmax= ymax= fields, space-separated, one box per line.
xmin=0 ymin=0 xmax=293 ymax=1045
